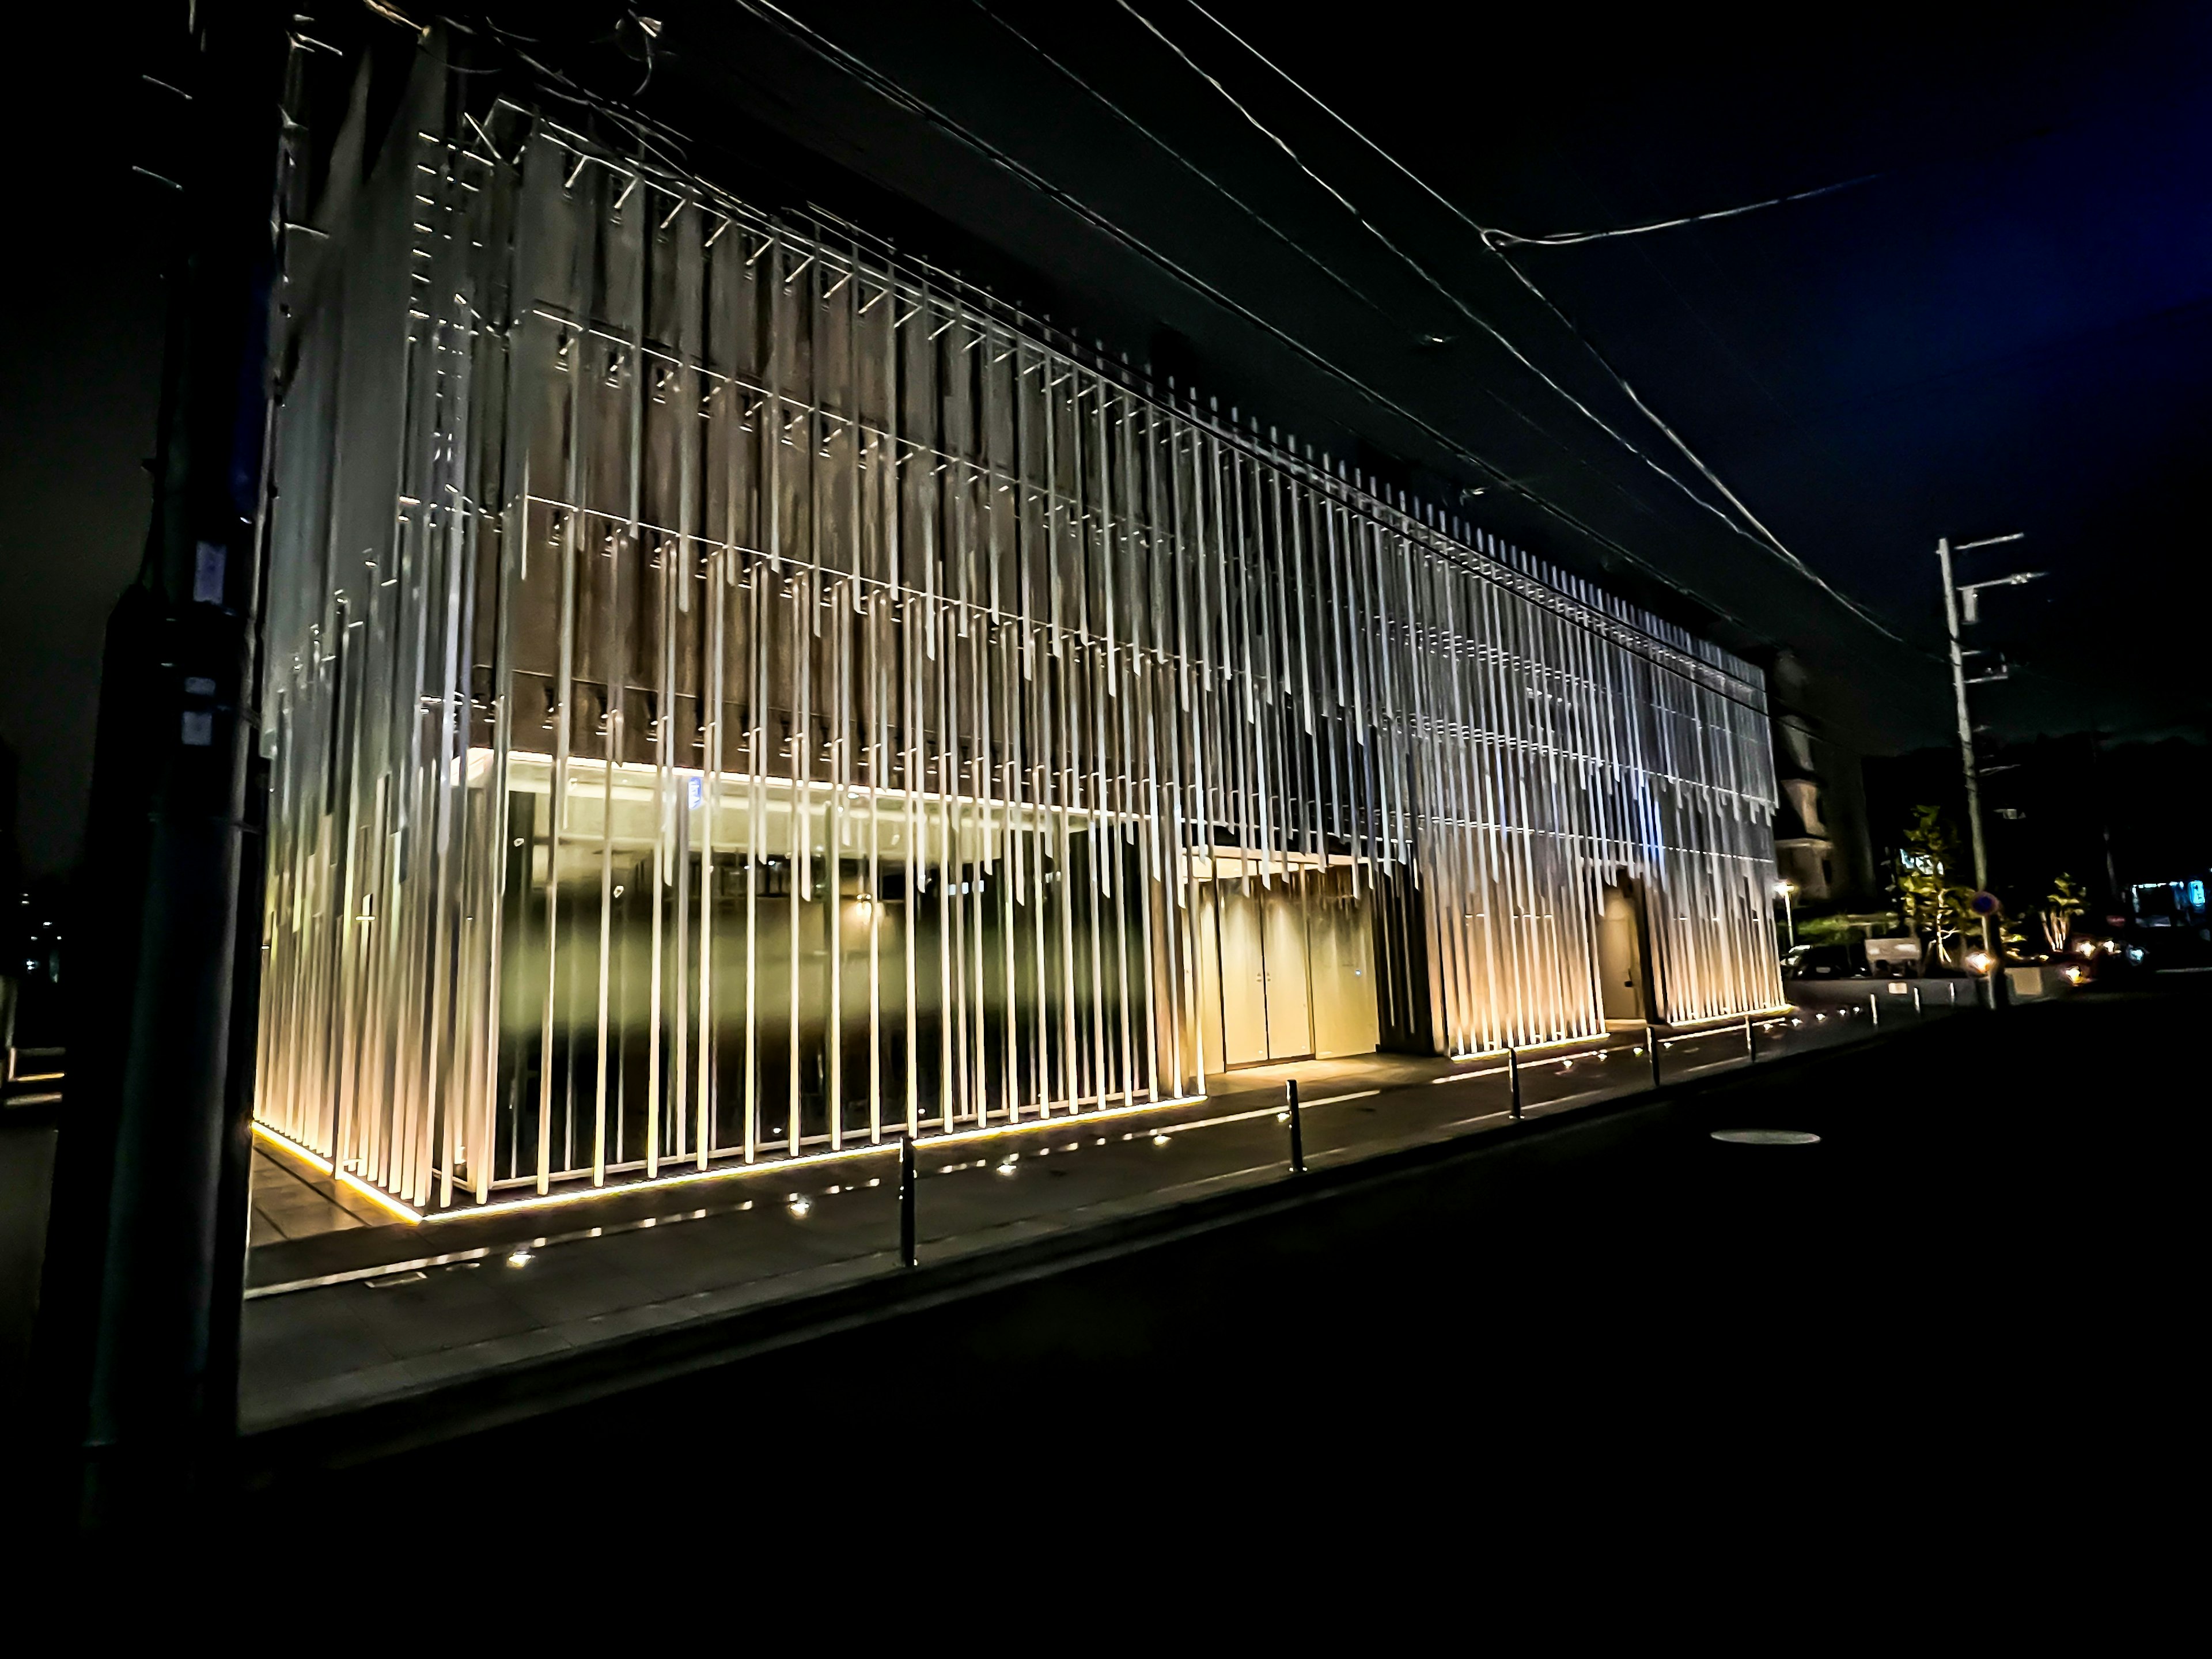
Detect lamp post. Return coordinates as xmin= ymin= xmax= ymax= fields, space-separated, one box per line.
xmin=1775 ymin=878 xmax=1797 ymax=953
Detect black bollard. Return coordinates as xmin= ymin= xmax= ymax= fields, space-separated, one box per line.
xmin=1647 ymin=1031 xmax=1662 ymax=1089
xmin=1508 ymin=1046 xmax=1522 ymax=1120
xmin=898 ymin=1135 xmax=918 ymax=1268
xmin=1286 ymin=1078 xmax=1306 ymax=1175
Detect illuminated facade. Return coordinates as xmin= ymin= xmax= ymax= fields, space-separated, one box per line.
xmin=253 ymin=89 xmax=1783 ymax=1213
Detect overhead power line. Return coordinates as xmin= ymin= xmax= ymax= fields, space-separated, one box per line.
xmin=967 ymin=2 xmax=1720 ymax=552
xmin=1486 ymin=172 xmax=1884 ymax=248
xmin=962 ymin=0 xmax=1399 ymax=325
xmin=1108 ymin=0 xmax=1791 ymax=556
xmin=719 ymin=0 xmax=1774 ymax=636
xmin=1154 ymin=0 xmax=1909 ymax=647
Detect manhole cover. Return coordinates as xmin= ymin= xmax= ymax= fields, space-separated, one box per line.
xmin=1710 ymin=1129 xmax=1821 ymax=1146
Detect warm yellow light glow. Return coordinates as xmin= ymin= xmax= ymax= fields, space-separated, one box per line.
xmin=252 ymin=1120 xmax=426 ymax=1225
xmin=408 ymin=1138 xmax=900 ymax=1223
xmin=253 ymin=1118 xmax=333 ymax=1175
xmin=337 ymin=1169 xmax=426 ymax=1225
xmin=307 ymin=1088 xmax=1213 ymax=1228
xmin=1965 ymin=951 xmax=1994 ymax=973
xmin=1449 ymin=1029 xmax=1628 ymax=1062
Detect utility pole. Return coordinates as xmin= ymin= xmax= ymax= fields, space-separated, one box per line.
xmin=35 ymin=2 xmax=290 ymax=1528
xmin=1936 ymin=532 xmax=2041 ymax=980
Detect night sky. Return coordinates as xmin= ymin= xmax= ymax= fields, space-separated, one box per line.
xmin=3 ymin=1 xmax=2206 ymax=876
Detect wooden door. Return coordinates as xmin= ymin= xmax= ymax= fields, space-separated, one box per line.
xmin=1216 ymin=885 xmax=1270 ymax=1066
xmin=1260 ymin=885 xmax=1313 ymax=1060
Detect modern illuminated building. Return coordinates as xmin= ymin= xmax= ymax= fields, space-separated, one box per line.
xmin=251 ymin=80 xmax=1784 ymax=1215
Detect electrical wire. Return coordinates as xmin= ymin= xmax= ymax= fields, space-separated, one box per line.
xmin=1111 ymin=0 xmax=1781 ymax=552
xmin=483 ymin=18 xmax=695 ymax=177
xmin=719 ymin=0 xmax=1772 ymax=634
xmin=964 ymin=1 xmax=1398 ymax=326
xmin=1153 ymin=0 xmax=1910 ymax=647
xmin=965 ymin=2 xmax=1728 ymax=559
xmin=1486 ymin=173 xmax=1883 ymax=248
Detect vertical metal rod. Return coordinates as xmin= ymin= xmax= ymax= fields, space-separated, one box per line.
xmin=252 ymin=116 xmax=1795 ymax=1214
xmin=898 ymin=1132 xmax=918 ymax=1267
xmin=1744 ymin=1011 xmax=1755 ymax=1060
xmin=1285 ymin=1077 xmax=1305 ymax=1174
xmin=1647 ymin=1032 xmax=1661 ymax=1089
xmin=1508 ymin=1044 xmax=1522 ymax=1120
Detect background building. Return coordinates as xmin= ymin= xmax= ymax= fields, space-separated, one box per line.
xmin=1763 ymin=648 xmax=1875 ymax=912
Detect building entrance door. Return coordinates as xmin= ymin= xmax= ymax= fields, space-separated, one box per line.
xmin=1207 ymin=880 xmax=1313 ymax=1066
xmin=1194 ymin=865 xmax=1377 ymax=1074
xmin=1214 ymin=885 xmax=1272 ymax=1065
xmin=1261 ymin=891 xmax=1313 ymax=1060
xmin=1596 ymin=877 xmax=1653 ymax=1022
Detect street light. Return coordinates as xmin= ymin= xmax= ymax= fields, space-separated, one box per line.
xmin=1774 ymin=878 xmax=1797 ymax=952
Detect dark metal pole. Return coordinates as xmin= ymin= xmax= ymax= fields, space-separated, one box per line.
xmin=1744 ymin=1012 xmax=1756 ymax=1060
xmin=1507 ymin=1046 xmax=1522 ymax=1120
xmin=1647 ymin=1031 xmax=1662 ymax=1089
xmin=898 ymin=1135 xmax=918 ymax=1268
xmin=33 ymin=2 xmax=290 ymax=1528
xmin=1285 ymin=1079 xmax=1305 ymax=1175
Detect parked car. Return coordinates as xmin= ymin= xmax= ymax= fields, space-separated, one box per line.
xmin=1782 ymin=942 xmax=1866 ymax=980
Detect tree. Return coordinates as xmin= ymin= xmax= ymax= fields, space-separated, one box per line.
xmin=2041 ymin=872 xmax=2088 ymax=952
xmin=1894 ymin=805 xmax=1978 ymax=965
